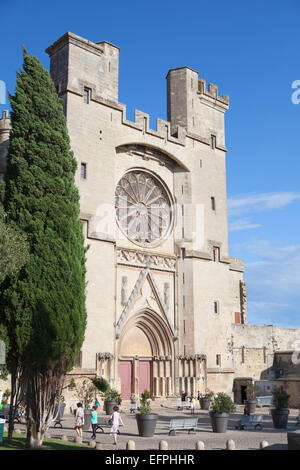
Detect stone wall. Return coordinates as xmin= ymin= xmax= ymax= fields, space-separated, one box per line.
xmin=231 ymin=324 xmax=300 ymax=383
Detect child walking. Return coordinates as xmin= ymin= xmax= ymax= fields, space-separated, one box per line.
xmin=110 ymin=405 xmax=124 ymax=445
xmin=74 ymin=403 xmax=84 ymax=439
xmin=91 ymin=405 xmax=98 ymax=440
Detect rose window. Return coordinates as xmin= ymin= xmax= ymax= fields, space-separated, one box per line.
xmin=115 ymin=171 xmax=172 ymax=245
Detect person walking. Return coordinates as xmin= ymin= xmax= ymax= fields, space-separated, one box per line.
xmin=110 ymin=405 xmax=124 ymax=445
xmin=130 ymin=394 xmax=137 ymax=414
xmin=197 ymin=391 xmax=202 ymax=409
xmin=190 ymin=394 xmax=196 ymax=414
xmin=91 ymin=405 xmax=98 ymax=440
xmin=181 ymin=390 xmax=187 ymax=402
xmin=94 ymin=397 xmax=101 ymax=411
xmin=74 ymin=402 xmax=84 ymax=439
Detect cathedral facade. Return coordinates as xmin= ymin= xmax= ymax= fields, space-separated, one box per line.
xmin=45 ymin=31 xmax=245 ymax=399
xmin=1 ymin=32 xmax=299 ymax=402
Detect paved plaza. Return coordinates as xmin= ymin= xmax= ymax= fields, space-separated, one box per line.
xmin=9 ymin=403 xmax=300 ymax=450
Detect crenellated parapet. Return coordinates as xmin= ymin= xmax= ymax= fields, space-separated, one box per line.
xmin=198 ymin=78 xmax=229 ymax=110
xmin=119 ymin=106 xmax=186 ymax=146
xmin=46 ymin=32 xmax=232 ymax=152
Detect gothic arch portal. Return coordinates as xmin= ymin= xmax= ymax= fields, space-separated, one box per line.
xmin=117 ymin=309 xmax=175 ymax=398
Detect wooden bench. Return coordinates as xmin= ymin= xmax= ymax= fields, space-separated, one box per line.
xmin=176 ymin=401 xmax=191 ymax=410
xmin=169 ymin=418 xmax=198 ymax=435
xmin=235 ymin=415 xmax=263 ymax=430
xmin=53 ymin=403 xmax=66 ymax=428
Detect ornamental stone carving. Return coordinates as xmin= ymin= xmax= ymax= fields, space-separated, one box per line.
xmin=117 ymin=247 xmax=177 ymax=272
xmin=121 ymin=276 xmax=128 ymax=306
xmin=240 ymin=280 xmax=247 ymax=324
xmin=115 ymin=170 xmax=172 ymax=247
xmin=164 ymin=282 xmax=170 ymax=310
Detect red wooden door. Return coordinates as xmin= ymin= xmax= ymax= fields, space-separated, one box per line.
xmin=119 ymin=361 xmax=132 ymax=400
xmin=139 ymin=361 xmax=151 ymax=396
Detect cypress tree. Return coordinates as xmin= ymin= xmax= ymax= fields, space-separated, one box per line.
xmin=0 ymin=48 xmax=87 ymax=447
xmin=0 ymin=201 xmax=29 ymax=284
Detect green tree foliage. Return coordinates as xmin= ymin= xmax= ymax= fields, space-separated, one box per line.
xmin=0 ymin=48 xmax=87 ymax=447
xmin=0 ymin=200 xmax=28 ymax=284
xmin=93 ymin=377 xmax=110 ymax=394
xmin=72 ymin=379 xmax=97 ymax=409
xmin=211 ymin=393 xmax=235 ymax=414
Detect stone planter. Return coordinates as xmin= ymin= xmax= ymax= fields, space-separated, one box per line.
xmin=83 ymin=410 xmax=92 ymax=431
xmin=209 ymin=411 xmax=229 ymax=433
xmin=104 ymin=401 xmax=119 ymax=416
xmin=200 ymin=398 xmax=211 ymax=410
xmin=136 ymin=413 xmax=158 ymax=437
xmin=271 ymin=409 xmax=289 ymax=429
xmin=246 ymin=400 xmax=257 ymax=415
xmin=287 ymin=430 xmax=300 ymax=450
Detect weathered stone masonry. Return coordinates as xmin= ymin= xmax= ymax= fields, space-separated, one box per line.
xmin=1 ymin=32 xmax=299 ymax=405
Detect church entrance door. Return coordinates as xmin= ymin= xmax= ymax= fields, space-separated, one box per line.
xmin=119 ymin=361 xmax=132 ymax=400
xmin=139 ymin=360 xmax=151 ymax=396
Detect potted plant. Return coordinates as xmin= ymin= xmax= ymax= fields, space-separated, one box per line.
xmin=209 ymin=392 xmax=235 ymax=433
xmin=245 ymin=383 xmax=260 ymax=415
xmin=200 ymin=390 xmax=214 ymax=410
xmin=136 ymin=389 xmax=158 ymax=437
xmin=271 ymin=386 xmax=290 ymax=429
xmin=93 ymin=377 xmax=110 ymax=395
xmin=104 ymin=388 xmax=122 ymax=416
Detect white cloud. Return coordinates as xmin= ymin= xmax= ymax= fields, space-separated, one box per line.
xmin=228 ymin=218 xmax=261 ymax=232
xmin=242 ymin=240 xmax=300 ymax=327
xmin=228 ymin=191 xmax=300 ymax=217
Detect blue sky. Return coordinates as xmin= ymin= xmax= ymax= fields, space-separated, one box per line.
xmin=1 ymin=0 xmax=299 ymax=327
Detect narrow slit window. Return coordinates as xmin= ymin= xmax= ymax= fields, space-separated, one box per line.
xmin=263 ymin=347 xmax=267 ymax=364
xmin=211 ymin=197 xmax=216 ymax=211
xmin=80 ymin=162 xmax=87 ymax=179
xmin=210 ymin=134 xmax=216 ymax=149
xmin=242 ymin=346 xmax=245 ymax=364
xmin=83 ymin=88 xmax=90 ymax=104
xmin=75 ymin=351 xmax=82 ymax=368
xmin=216 ymin=354 xmax=221 ymax=366
xmin=214 ymin=301 xmax=219 ymax=314
xmin=213 ymin=246 xmax=220 ymax=262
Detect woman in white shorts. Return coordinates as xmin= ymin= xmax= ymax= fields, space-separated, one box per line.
xmin=110 ymin=405 xmax=124 ymax=445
